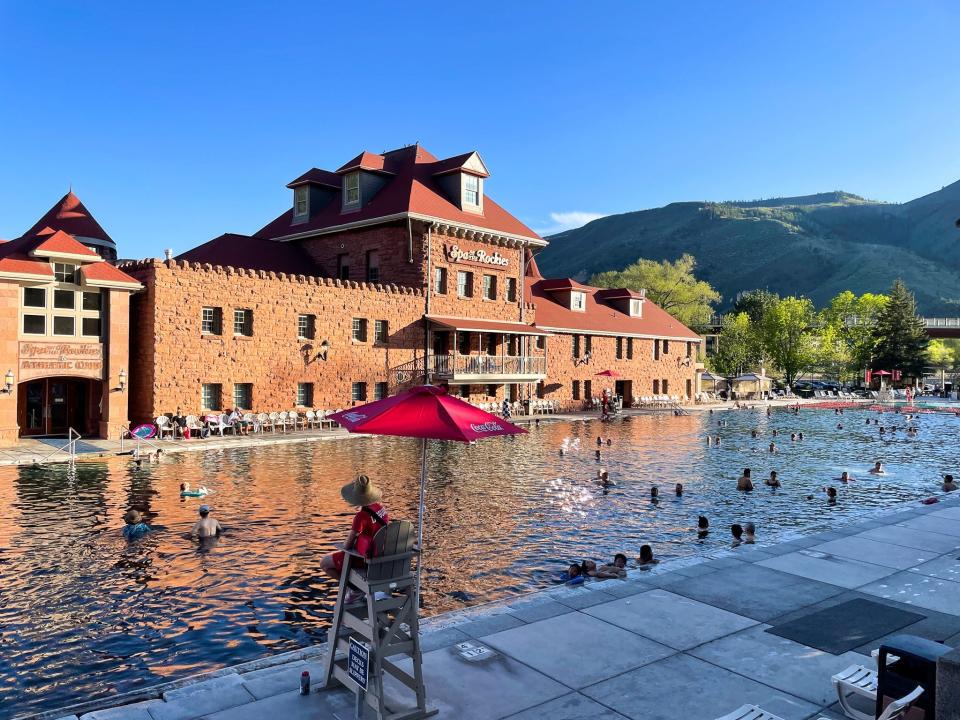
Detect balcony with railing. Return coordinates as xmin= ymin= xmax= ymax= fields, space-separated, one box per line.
xmin=390 ymin=353 xmax=547 ymax=388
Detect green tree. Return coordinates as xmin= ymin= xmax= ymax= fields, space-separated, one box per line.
xmin=819 ymin=290 xmax=888 ymax=380
xmin=731 ymin=289 xmax=779 ymax=325
xmin=871 ymin=279 xmax=929 ymax=380
xmin=814 ymin=322 xmax=853 ymax=382
xmin=591 ymin=253 xmax=720 ymax=330
xmin=926 ymin=339 xmax=955 ymax=390
xmin=709 ymin=312 xmax=754 ymax=377
xmin=760 ymin=296 xmax=817 ymax=385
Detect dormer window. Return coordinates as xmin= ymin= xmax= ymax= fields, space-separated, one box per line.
xmin=344 ymin=172 xmax=361 ymax=208
xmin=294 ymin=186 xmax=309 ymax=219
xmin=571 ymin=291 xmax=586 ymax=312
xmin=464 ymin=175 xmax=480 ymax=206
xmin=629 ymin=298 xmax=643 ymax=317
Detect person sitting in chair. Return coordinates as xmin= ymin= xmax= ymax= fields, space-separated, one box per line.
xmin=321 ymin=475 xmax=389 ymax=602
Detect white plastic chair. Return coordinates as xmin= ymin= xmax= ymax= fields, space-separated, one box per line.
xmin=714 ymin=705 xmax=785 ymax=720
xmin=258 ymin=412 xmax=273 ymax=433
xmin=288 ymin=410 xmax=304 ymax=430
xmin=243 ymin=412 xmax=259 ymax=433
xmin=304 ymin=410 xmax=317 ymax=429
xmin=832 ymin=664 xmax=877 ymax=720
xmin=155 ymin=416 xmax=175 ymax=440
xmin=208 ymin=414 xmax=228 ymax=436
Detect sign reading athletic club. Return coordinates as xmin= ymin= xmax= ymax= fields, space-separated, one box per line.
xmin=445 ymin=244 xmax=510 ymax=268
xmin=19 ymin=342 xmax=104 ymax=381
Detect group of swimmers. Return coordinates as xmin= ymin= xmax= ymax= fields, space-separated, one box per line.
xmin=121 ymin=504 xmax=223 ymax=540
xmin=560 ymin=546 xmax=659 ymax=584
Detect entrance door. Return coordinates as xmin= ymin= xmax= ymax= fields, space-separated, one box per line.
xmin=615 ymin=380 xmax=633 ymax=407
xmin=18 ymin=378 xmax=92 ymax=437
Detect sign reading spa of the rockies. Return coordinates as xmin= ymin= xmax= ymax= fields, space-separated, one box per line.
xmin=18 ymin=342 xmax=104 ymax=381
xmin=445 ymin=244 xmax=510 ymax=267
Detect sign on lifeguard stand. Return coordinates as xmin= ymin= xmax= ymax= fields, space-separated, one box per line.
xmin=322 ymin=520 xmax=436 ymax=720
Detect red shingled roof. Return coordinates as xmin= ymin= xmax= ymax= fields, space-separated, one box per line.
xmin=33 ymin=229 xmax=100 ymax=257
xmin=0 ymin=256 xmax=53 ymax=277
xmin=430 ymin=151 xmax=489 ymax=177
xmin=287 ymin=168 xmax=341 ymax=189
xmin=336 ymin=151 xmax=394 ymax=174
xmin=256 ymin=144 xmax=541 ymax=242
xmin=23 ymin=191 xmax=114 ymax=243
xmin=528 ymin=277 xmax=700 ymax=340
xmin=177 ymin=233 xmax=324 ymax=275
xmin=81 ymin=261 xmax=140 ymax=286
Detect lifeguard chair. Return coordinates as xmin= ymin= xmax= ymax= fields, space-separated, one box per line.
xmin=322 ymin=520 xmax=436 ymax=720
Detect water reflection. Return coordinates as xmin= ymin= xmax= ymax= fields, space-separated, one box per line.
xmin=0 ymin=407 xmax=956 ymax=716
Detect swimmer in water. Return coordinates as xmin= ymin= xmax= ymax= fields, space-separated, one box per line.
xmin=737 ymin=468 xmax=754 ymax=491
xmin=697 ymin=515 xmax=709 ymax=539
xmin=596 ymin=435 xmax=603 ymax=447
xmin=743 ymin=522 xmax=756 ymax=544
xmin=769 ymin=442 xmax=777 ymax=453
xmin=790 ymin=433 xmax=797 ymax=442
xmin=765 ymin=470 xmax=780 ymax=488
xmin=595 ymin=449 xmax=602 ymax=461
xmin=596 ymin=469 xmax=615 ymax=488
xmin=837 ymin=423 xmax=843 ymax=429
xmin=715 ymin=436 xmax=722 ymax=447
xmin=122 ymin=509 xmax=151 ymax=540
xmin=606 ymin=438 xmax=612 ymax=446
xmin=838 ymin=471 xmax=854 ymax=483
xmin=772 ymin=429 xmax=779 ymax=437
xmin=707 ymin=436 xmax=713 ymax=446
xmin=943 ymin=474 xmax=958 ymax=492
xmin=869 ymin=461 xmax=886 ymax=475
xmin=798 ymin=432 xmax=804 ymax=440
xmin=180 ymin=482 xmax=210 ymax=497
xmin=730 ymin=523 xmax=743 ymax=547
xmin=637 ymin=544 xmax=659 ymax=567
xmin=675 ymin=482 xmax=683 ymax=497
xmin=751 ymin=430 xmax=758 ymax=438
xmin=650 ymin=486 xmax=660 ymax=503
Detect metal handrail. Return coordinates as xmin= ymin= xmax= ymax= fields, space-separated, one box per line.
xmin=33 ymin=427 xmax=81 ymax=464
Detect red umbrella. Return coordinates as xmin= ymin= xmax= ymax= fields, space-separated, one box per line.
xmin=594 ymin=369 xmax=621 ymax=377
xmin=329 ymin=385 xmax=527 ymax=595
xmin=873 ymin=370 xmax=892 ymax=376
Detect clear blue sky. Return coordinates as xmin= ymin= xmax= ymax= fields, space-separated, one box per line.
xmin=2 ymin=1 xmax=958 ymax=257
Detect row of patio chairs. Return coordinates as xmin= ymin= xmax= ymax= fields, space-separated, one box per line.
xmin=153 ymin=409 xmax=342 ymax=440
xmin=694 ymin=392 xmax=721 ymax=403
xmin=528 ymin=399 xmax=560 ymax=415
xmin=633 ymin=394 xmax=683 ymax=408
xmin=813 ymin=390 xmax=860 ymax=400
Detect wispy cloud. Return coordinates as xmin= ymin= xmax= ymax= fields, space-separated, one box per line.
xmin=534 ymin=211 xmax=607 ymax=236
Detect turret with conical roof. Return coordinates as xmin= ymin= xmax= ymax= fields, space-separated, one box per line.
xmin=22 ymin=192 xmax=117 ymax=261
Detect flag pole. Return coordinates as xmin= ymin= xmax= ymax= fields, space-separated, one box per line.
xmin=415 ymin=436 xmax=428 ymax=600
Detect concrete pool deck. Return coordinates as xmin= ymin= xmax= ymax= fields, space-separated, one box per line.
xmin=0 ymin=396 xmax=858 ymax=467
xmin=31 ymin=491 xmax=960 ymax=720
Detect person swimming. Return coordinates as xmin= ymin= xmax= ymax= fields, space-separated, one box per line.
xmin=596 ymin=469 xmax=615 ymax=488
xmin=837 ymin=423 xmax=843 ymax=429
xmin=596 ymin=435 xmax=603 ymax=446
xmin=558 ymin=563 xmax=584 ymax=584
xmin=650 ymin=486 xmax=660 ymax=503
xmin=769 ymin=442 xmax=777 ymax=453
xmin=697 ymin=515 xmax=709 ymax=539
xmin=737 ymin=468 xmax=754 ymax=491
xmin=707 ymin=436 xmax=713 ymax=446
xmin=838 ymin=471 xmax=854 ymax=483
xmin=637 ymin=544 xmax=658 ymax=567
xmin=790 ymin=433 xmax=797 ymax=441
xmin=180 ymin=482 xmax=211 ymax=497
xmin=595 ymin=449 xmax=602 ymax=461
xmin=772 ymin=429 xmax=779 ymax=437
xmin=715 ymin=436 xmax=722 ymax=446
xmin=942 ymin=474 xmax=957 ymax=492
xmin=730 ymin=523 xmax=743 ymax=547
xmin=675 ymin=482 xmax=683 ymax=497
xmin=122 ymin=509 xmax=151 ymax=540
xmin=751 ymin=430 xmax=758 ymax=438
xmin=869 ymin=461 xmax=886 ymax=475
xmin=743 ymin=522 xmax=756 ymax=544
xmin=798 ymin=432 xmax=804 ymax=440
xmin=765 ymin=470 xmax=780 ymax=488
xmin=595 ymin=554 xmax=628 ymax=579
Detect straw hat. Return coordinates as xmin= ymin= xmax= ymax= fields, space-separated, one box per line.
xmin=124 ymin=509 xmax=142 ymax=525
xmin=341 ymin=474 xmax=382 ymax=506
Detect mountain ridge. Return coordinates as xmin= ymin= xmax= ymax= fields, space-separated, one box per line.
xmin=537 ymin=181 xmax=960 ymax=313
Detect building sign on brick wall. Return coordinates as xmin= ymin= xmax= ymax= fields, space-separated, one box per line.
xmin=19 ymin=342 xmax=104 ymax=380
xmin=445 ymin=244 xmax=510 ymax=267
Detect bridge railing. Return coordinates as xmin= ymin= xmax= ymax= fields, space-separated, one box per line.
xmin=922 ymin=317 xmax=960 ymax=329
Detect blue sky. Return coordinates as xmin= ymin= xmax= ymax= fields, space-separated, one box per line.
xmin=1 ymin=1 xmax=958 ymax=257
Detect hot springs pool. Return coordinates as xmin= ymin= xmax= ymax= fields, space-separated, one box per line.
xmin=0 ymin=405 xmax=955 ymax=716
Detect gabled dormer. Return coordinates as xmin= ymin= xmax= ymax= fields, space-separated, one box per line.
xmin=335 ymin=151 xmax=394 ymax=213
xmin=596 ymin=288 xmax=646 ymax=317
xmin=287 ymin=169 xmax=340 ymax=226
xmin=432 ymin=151 xmax=489 ymax=214
xmin=539 ymin=278 xmax=591 ymax=312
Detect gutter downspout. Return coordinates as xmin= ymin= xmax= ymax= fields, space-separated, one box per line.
xmin=424 ymin=222 xmax=434 ymax=384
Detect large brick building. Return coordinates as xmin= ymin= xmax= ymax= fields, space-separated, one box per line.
xmin=121 ymin=144 xmax=700 ymax=423
xmin=0 ymin=145 xmax=701 ymax=443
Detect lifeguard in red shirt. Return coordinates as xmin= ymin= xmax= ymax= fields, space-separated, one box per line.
xmin=321 ymin=474 xmax=390 ymax=583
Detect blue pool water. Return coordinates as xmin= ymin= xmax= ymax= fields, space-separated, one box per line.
xmin=0 ymin=405 xmax=955 ymax=717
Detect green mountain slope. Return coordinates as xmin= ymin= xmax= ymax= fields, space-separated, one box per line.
xmin=537 ymin=182 xmax=960 ymax=313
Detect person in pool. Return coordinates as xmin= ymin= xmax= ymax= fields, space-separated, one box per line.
xmin=837 ymin=471 xmax=854 ymax=483
xmin=559 ymin=563 xmax=584 ymax=584
xmin=737 ymin=468 xmax=754 ymax=491
xmin=697 ymin=515 xmax=709 ymax=539
xmin=321 ymin=475 xmax=389 ymax=600
xmin=765 ymin=470 xmax=780 ymax=488
xmin=869 ymin=461 xmax=886 ymax=475
xmin=650 ymin=486 xmax=660 ymax=502
xmin=190 ymin=505 xmax=223 ymax=538
xmin=675 ymin=482 xmax=683 ymax=497
xmin=942 ymin=474 xmax=957 ymax=492
xmin=180 ymin=482 xmax=210 ymax=497
xmin=597 ymin=553 xmax=628 ymax=578
xmin=730 ymin=523 xmax=744 ymax=547
xmin=596 ymin=469 xmax=615 ymax=488
xmin=122 ymin=509 xmax=151 ymax=540
xmin=636 ymin=544 xmax=658 ymax=567
xmin=743 ymin=522 xmax=756 ymax=543
xmin=582 ymin=559 xmax=623 ymax=579
xmin=769 ymin=442 xmax=777 ymax=453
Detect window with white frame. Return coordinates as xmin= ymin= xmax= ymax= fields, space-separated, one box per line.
xmin=482 ymin=274 xmax=496 ymax=300
xmin=434 ymin=267 xmax=447 ymax=294
xmin=506 ymin=277 xmax=517 ymax=302
xmin=298 ymin=313 xmax=316 ymax=339
xmin=54 ymin=263 xmax=77 ymax=283
xmin=233 ymin=308 xmax=253 ymax=336
xmin=23 ymin=287 xmax=45 ymax=308
xmin=571 ymin=291 xmax=586 ymax=311
xmin=366 ymin=250 xmax=380 ymax=282
xmin=202 ymin=307 xmax=223 ymax=334
xmin=20 ymin=277 xmax=102 ymax=339
xmin=297 ymin=382 xmax=314 ymax=407
xmin=352 ymin=318 xmax=368 ymax=342
xmin=374 ymin=319 xmax=388 ymax=344
xmin=629 ymin=298 xmax=642 ymax=317
xmin=464 ymin=174 xmax=480 ymax=206
xmin=344 ymin=172 xmax=360 ymax=207
xmin=457 ymin=270 xmax=473 ymax=298
xmin=233 ymin=383 xmax=252 ymax=409
xmin=294 ymin=186 xmax=309 ymax=218
xmin=202 ymin=383 xmax=222 ymax=410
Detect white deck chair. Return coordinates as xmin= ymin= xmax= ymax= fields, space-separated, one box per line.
xmin=155 ymin=416 xmax=175 ymax=440
xmin=242 ymin=412 xmax=259 ymax=433
xmin=288 ymin=410 xmax=305 ymax=430
xmin=208 ymin=413 xmax=229 ymax=436
xmin=185 ymin=415 xmax=204 ymax=438
xmin=267 ymin=411 xmax=280 ymax=432
xmin=258 ymin=412 xmax=273 ymax=433
xmin=832 ymin=664 xmax=877 ymax=720
xmin=714 ymin=706 xmax=785 ymax=720
xmin=304 ymin=410 xmax=317 ymax=429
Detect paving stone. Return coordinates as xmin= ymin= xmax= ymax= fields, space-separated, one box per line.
xmin=550 ymin=586 xmax=617 ymax=610
xmin=855 ymin=525 xmax=960 ymax=553
xmin=502 ymin=692 xmax=629 ymax=719
xmin=581 ymin=653 xmax=818 ymax=720
xmin=859 ymin=570 xmax=960 ymax=614
xmin=506 ymin=597 xmax=573 ymax=623
xmin=583 ymin=589 xmax=757 ymax=650
xmin=418 ymin=625 xmax=472 ymax=653
xmin=481 ymin=611 xmax=674 ymax=688
xmin=455 ymin=611 xmax=526 ymax=638
xmin=669 ymin=564 xmax=844 ymax=621
xmin=153 ymin=674 xmax=254 ymax=720
xmin=79 ymin=700 xmax=164 ymax=720
xmin=240 ymin=659 xmax=326 ymax=700
xmin=758 ymin=550 xmax=897 ymax=589
xmin=908 ymin=553 xmax=960 ymax=583
xmin=702 ymin=556 xmax=750 ymax=571
xmin=809 ymin=536 xmax=938 ymax=570
xmin=896 ymin=516 xmax=960 ymax=537
xmin=202 ymin=687 xmax=354 ymax=720
xmin=53 ymin=716 xmax=81 ymax=720
xmin=597 ymin=577 xmax=656 ymax=597
xmin=690 ymin=625 xmax=872 ymax=706
xmin=929 ymin=505 xmax=960 ymax=521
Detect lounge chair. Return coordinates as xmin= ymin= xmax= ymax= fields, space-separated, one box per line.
xmin=717 ymin=685 xmax=922 ymax=720
xmin=155 ymin=415 xmax=175 ymax=440
xmin=258 ymin=412 xmax=273 ymax=433
xmin=207 ymin=413 xmax=229 ymax=436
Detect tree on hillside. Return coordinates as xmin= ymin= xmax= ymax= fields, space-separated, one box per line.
xmin=732 ymin=289 xmax=780 ymax=325
xmin=819 ymin=290 xmax=888 ymax=380
xmin=871 ymin=280 xmax=929 ymax=379
xmin=760 ymin=296 xmax=817 ymax=385
xmin=590 ymin=254 xmax=720 ymax=330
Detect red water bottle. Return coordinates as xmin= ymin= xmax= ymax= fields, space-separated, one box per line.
xmin=300 ymin=670 xmax=310 ymax=695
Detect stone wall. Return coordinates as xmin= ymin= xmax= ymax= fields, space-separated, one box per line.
xmin=124 ymin=259 xmax=426 ymax=422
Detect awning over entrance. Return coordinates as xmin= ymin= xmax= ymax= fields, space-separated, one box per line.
xmin=425 ymin=315 xmax=552 ymax=336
